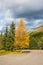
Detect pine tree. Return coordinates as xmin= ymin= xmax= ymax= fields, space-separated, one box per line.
xmin=2 ymin=22 xmax=15 ymax=51
xmin=2 ymin=26 xmax=8 ymax=50
xmin=9 ymin=22 xmax=15 ymax=51
xmin=15 ymin=19 xmax=29 ymax=49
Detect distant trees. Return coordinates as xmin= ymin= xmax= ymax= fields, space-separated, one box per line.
xmin=29 ymin=37 xmax=39 ymax=49
xmin=0 ymin=32 xmax=2 ymax=49
xmin=0 ymin=19 xmax=43 ymax=51
xmin=29 ymin=32 xmax=43 ymax=49
xmin=1 ymin=19 xmax=30 ymax=51
xmin=38 ymin=36 xmax=43 ymax=49
xmin=15 ymin=19 xmax=29 ymax=49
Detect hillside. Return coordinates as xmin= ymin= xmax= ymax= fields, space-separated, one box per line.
xmin=29 ymin=25 xmax=43 ymax=49
xmin=32 ymin=25 xmax=43 ymax=32
xmin=30 ymin=25 xmax=43 ymax=35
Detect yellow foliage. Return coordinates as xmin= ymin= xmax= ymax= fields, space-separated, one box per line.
xmin=14 ymin=19 xmax=29 ymax=49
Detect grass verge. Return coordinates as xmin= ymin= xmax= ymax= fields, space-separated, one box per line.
xmin=0 ymin=50 xmax=25 ymax=56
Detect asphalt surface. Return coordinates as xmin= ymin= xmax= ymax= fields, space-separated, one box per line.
xmin=0 ymin=50 xmax=43 ymax=65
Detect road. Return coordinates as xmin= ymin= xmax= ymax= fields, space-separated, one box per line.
xmin=0 ymin=50 xmax=43 ymax=65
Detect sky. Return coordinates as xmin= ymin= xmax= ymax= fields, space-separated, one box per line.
xmin=0 ymin=0 xmax=43 ymax=33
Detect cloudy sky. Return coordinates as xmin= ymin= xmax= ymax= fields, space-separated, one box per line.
xmin=0 ymin=0 xmax=43 ymax=33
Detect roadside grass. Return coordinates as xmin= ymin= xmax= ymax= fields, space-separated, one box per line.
xmin=0 ymin=50 xmax=25 ymax=56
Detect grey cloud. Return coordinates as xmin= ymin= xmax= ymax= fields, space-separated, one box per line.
xmin=0 ymin=0 xmax=43 ymax=32
xmin=0 ymin=0 xmax=43 ymax=19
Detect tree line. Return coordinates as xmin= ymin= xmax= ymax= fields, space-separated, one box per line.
xmin=0 ymin=19 xmax=30 ymax=51
xmin=0 ymin=19 xmax=43 ymax=51
xmin=0 ymin=22 xmax=15 ymax=51
xmin=29 ymin=31 xmax=43 ymax=49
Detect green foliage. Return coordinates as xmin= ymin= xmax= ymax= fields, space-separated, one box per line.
xmin=29 ymin=37 xmax=39 ymax=49
xmin=2 ymin=22 xmax=15 ymax=51
xmin=0 ymin=32 xmax=2 ymax=49
xmin=29 ymin=31 xmax=43 ymax=49
xmin=9 ymin=22 xmax=15 ymax=51
xmin=2 ymin=27 xmax=8 ymax=50
xmin=0 ymin=20 xmax=43 ymax=50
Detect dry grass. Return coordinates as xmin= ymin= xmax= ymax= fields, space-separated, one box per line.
xmin=0 ymin=50 xmax=25 ymax=56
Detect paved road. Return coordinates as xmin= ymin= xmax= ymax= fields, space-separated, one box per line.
xmin=0 ymin=50 xmax=43 ymax=65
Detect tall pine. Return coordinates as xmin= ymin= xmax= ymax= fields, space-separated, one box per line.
xmin=2 ymin=26 xmax=8 ymax=50
xmin=9 ymin=22 xmax=15 ymax=51
xmin=2 ymin=22 xmax=15 ymax=51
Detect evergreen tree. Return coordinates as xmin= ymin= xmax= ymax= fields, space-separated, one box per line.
xmin=2 ymin=22 xmax=15 ymax=51
xmin=9 ymin=22 xmax=15 ymax=51
xmin=2 ymin=26 xmax=8 ymax=50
